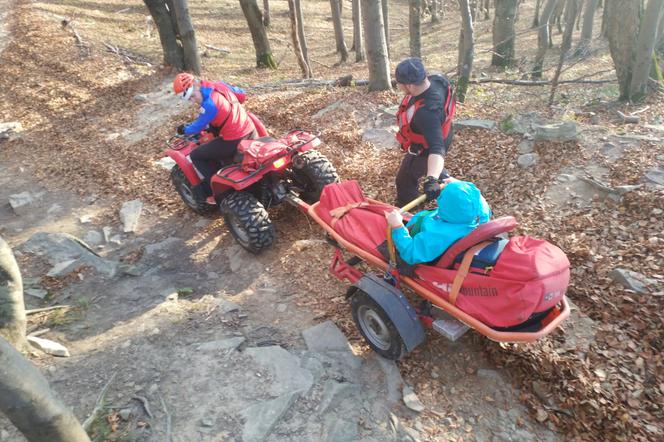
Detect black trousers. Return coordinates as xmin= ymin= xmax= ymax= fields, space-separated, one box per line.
xmin=190 ymin=137 xmax=243 ymax=186
xmin=395 ymin=154 xmax=450 ymax=207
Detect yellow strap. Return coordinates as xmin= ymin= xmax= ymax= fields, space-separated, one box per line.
xmin=449 ymin=241 xmax=493 ymax=305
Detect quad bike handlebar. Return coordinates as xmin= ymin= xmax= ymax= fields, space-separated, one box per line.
xmin=167 ymin=133 xmax=200 ymax=150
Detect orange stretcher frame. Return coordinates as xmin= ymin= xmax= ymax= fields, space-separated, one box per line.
xmin=306 ymin=200 xmax=570 ymax=344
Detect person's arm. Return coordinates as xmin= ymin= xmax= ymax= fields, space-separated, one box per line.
xmin=413 ymin=109 xmax=446 ymax=178
xmin=184 ymin=99 xmax=218 ymax=135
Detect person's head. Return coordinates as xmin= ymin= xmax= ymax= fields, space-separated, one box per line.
xmin=395 ymin=58 xmax=427 ymax=95
xmin=173 ymin=73 xmax=203 ymax=104
xmin=436 ymin=181 xmax=491 ymax=226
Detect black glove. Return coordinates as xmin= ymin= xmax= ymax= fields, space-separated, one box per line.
xmin=176 ymin=124 xmax=186 ymax=135
xmin=422 ymin=176 xmax=441 ymax=201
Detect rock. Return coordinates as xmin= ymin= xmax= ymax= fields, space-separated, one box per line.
xmin=144 ymin=237 xmax=182 ymax=256
xmin=24 ymin=288 xmax=48 ymax=299
xmin=476 ymin=368 xmax=502 ymax=381
xmin=197 ymin=336 xmax=245 ymax=353
xmin=0 ymin=121 xmax=22 ymax=140
xmin=154 ymin=157 xmax=176 ymax=171
xmin=322 ymin=416 xmax=359 ymax=442
xmin=600 ymin=143 xmax=624 ymax=161
xmin=371 ymin=353 xmax=404 ymax=404
xmin=163 ymin=289 xmax=178 ymax=301
xmin=362 ymin=127 xmax=399 ymax=150
xmin=240 ymin=392 xmax=299 ymax=442
xmin=317 ymin=380 xmax=354 ymax=414
xmin=207 ymin=272 xmax=219 ymax=280
xmin=200 ymin=417 xmax=214 ymax=427
xmin=532 ymin=381 xmax=555 ymax=407
xmin=402 ymin=385 xmax=425 ymax=412
xmin=47 ymin=204 xmax=63 ymax=215
xmin=134 ymin=94 xmax=148 ymax=103
xmin=27 ymin=336 xmax=70 ymax=357
xmin=302 ymin=321 xmax=351 ymax=352
xmin=84 ymin=231 xmax=104 ymax=246
xmin=276 ymin=303 xmax=287 ymax=313
xmin=532 ymin=121 xmax=579 ymax=141
xmin=118 ymin=263 xmax=146 ymax=277
xmin=645 ymin=167 xmax=664 ymax=186
xmin=454 ymin=119 xmax=497 ymax=130
xmin=312 ymin=101 xmax=345 ymax=120
xmin=609 ymin=268 xmax=657 ymax=294
xmin=78 ymin=214 xmax=93 ymax=224
xmin=9 ymin=192 xmax=34 ymax=215
xmin=109 ymin=235 xmax=123 ymax=246
xmin=226 ymin=244 xmax=263 ymax=274
xmin=119 ymin=408 xmax=132 ymax=421
xmin=245 ymin=346 xmax=314 ymax=396
xmin=119 ymin=200 xmax=143 ymax=233
xmin=47 ymin=259 xmax=80 ymax=277
xmin=102 ymin=226 xmax=113 ymax=243
xmin=517 ymin=153 xmax=539 ymax=168
xmin=23 ymin=232 xmax=117 ymax=277
xmin=292 ymin=239 xmax=326 ymax=252
xmin=517 ymin=139 xmax=534 ymax=154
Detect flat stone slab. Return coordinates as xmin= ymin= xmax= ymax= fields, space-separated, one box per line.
xmin=245 ymin=346 xmax=313 ymax=396
xmin=27 ymin=336 xmax=70 ymax=357
xmin=22 ymin=232 xmax=117 ymax=277
xmin=241 ymin=392 xmax=299 ymax=442
xmin=120 ymin=200 xmax=143 ymax=233
xmin=645 ymin=167 xmax=664 ymax=186
xmin=9 ymin=192 xmax=34 ymax=215
xmin=196 ymin=336 xmax=245 ymax=353
xmin=454 ymin=119 xmax=497 ymax=130
xmin=532 ymin=121 xmax=579 ymax=141
xmin=610 ymin=268 xmax=658 ymax=294
xmin=154 ymin=157 xmax=176 ymax=171
xmin=402 ymin=385 xmax=425 ymax=412
xmin=362 ymin=127 xmax=399 ymax=150
xmin=302 ymin=321 xmax=351 ymax=353
xmin=517 ymin=153 xmax=539 ymax=168
xmin=317 ymin=380 xmax=355 ymax=414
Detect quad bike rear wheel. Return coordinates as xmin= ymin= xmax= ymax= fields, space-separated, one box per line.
xmin=350 ymin=290 xmax=407 ymax=360
xmin=220 ymin=191 xmax=274 ymax=254
xmin=170 ymin=166 xmax=216 ymax=215
xmin=292 ymin=150 xmax=339 ymax=203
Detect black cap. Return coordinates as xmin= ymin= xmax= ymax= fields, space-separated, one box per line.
xmin=395 ymin=58 xmax=427 ymax=84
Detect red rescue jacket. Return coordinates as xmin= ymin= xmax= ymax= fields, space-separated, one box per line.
xmin=202 ymin=80 xmax=254 ymax=140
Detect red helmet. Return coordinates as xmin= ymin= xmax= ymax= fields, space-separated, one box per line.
xmin=173 ymin=73 xmax=195 ymax=99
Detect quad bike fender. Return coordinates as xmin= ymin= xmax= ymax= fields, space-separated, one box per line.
xmin=350 ymin=273 xmax=426 ymax=353
xmin=166 ymin=150 xmax=202 ymax=185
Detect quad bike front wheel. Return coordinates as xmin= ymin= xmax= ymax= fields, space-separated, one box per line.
xmin=292 ymin=150 xmax=339 ymax=203
xmin=220 ymin=191 xmax=274 ymax=254
xmin=170 ymin=166 xmax=216 ymax=215
xmin=350 ymin=290 xmax=407 ymax=360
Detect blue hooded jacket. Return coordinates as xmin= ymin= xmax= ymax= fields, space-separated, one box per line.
xmin=392 ymin=181 xmax=492 ymax=265
xmin=184 ymin=86 xmax=218 ymax=135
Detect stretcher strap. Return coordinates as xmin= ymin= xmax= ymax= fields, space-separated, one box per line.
xmin=449 ymin=241 xmax=493 ymax=305
xmin=329 ymin=201 xmax=369 ymax=227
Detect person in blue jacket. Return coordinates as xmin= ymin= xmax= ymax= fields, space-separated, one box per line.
xmin=385 ymin=180 xmax=492 ymax=265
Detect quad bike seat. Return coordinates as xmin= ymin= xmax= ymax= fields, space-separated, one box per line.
xmin=256 ymin=136 xmax=277 ymax=143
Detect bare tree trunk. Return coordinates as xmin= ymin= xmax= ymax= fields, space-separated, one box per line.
xmin=533 ymin=0 xmax=541 ymax=27
xmin=575 ymin=0 xmax=599 ymax=55
xmin=330 ymin=0 xmax=349 ymax=62
xmin=600 ymin=0 xmax=609 ymax=37
xmin=240 ymin=0 xmax=277 ymax=68
xmin=381 ymin=0 xmax=390 ymax=56
xmin=484 ymin=0 xmax=491 ymax=19
xmin=470 ymin=0 xmax=478 ymax=20
xmin=575 ymin=0 xmax=583 ymax=30
xmin=0 ymin=337 xmax=90 ymax=442
xmin=457 ymin=0 xmax=475 ymax=102
xmin=492 ymin=0 xmax=518 ymax=67
xmin=657 ymin=12 xmax=664 ymax=52
xmin=172 ymin=0 xmax=201 ymax=74
xmin=353 ymin=0 xmax=365 ymax=61
xmin=263 ymin=0 xmax=270 ymax=27
xmin=549 ymin=0 xmax=579 ymax=104
xmin=409 ymin=0 xmax=422 ymax=57
xmin=606 ymin=0 xmax=641 ymax=99
xmin=0 ymin=236 xmax=27 ymax=351
xmin=143 ymin=0 xmax=184 ymax=69
xmin=362 ymin=0 xmax=391 ymax=90
xmin=532 ymin=0 xmax=559 ymax=78
xmin=294 ymin=0 xmax=309 ymax=63
xmin=629 ymin=0 xmax=664 ymax=100
xmin=553 ymin=0 xmax=564 ymax=32
xmin=431 ymin=0 xmax=440 ymax=23
xmin=288 ymin=0 xmax=312 ymax=77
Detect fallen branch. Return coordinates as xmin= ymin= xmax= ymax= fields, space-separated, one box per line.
xmin=158 ymin=393 xmax=172 ymax=442
xmin=616 ymin=110 xmax=640 ymax=124
xmin=82 ymin=372 xmax=117 ymax=431
xmin=60 ymin=19 xmax=90 ymax=56
xmin=132 ymin=396 xmax=154 ymax=419
xmin=25 ymin=305 xmax=70 ymax=315
xmin=203 ymin=44 xmax=231 ymax=54
xmin=103 ymin=42 xmax=152 ymax=66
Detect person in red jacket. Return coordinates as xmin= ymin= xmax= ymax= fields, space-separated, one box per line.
xmin=173 ymin=73 xmax=256 ymax=197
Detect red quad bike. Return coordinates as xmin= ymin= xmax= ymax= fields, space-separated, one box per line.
xmin=166 ymin=113 xmax=339 ymax=253
xmin=289 ymin=180 xmax=571 ymax=360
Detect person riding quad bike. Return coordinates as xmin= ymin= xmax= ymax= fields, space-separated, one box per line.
xmin=173 ymin=73 xmax=256 ymax=200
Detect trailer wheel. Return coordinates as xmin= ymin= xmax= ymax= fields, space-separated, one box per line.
xmin=350 ymin=290 xmax=406 ymax=360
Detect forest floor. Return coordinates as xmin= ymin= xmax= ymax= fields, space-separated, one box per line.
xmin=0 ymin=0 xmax=663 ymax=441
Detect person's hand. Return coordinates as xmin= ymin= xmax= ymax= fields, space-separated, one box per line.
xmin=422 ymin=176 xmax=442 ymax=201
xmin=386 ymin=209 xmax=403 ymax=228
xmin=176 ymin=124 xmax=186 ymax=135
